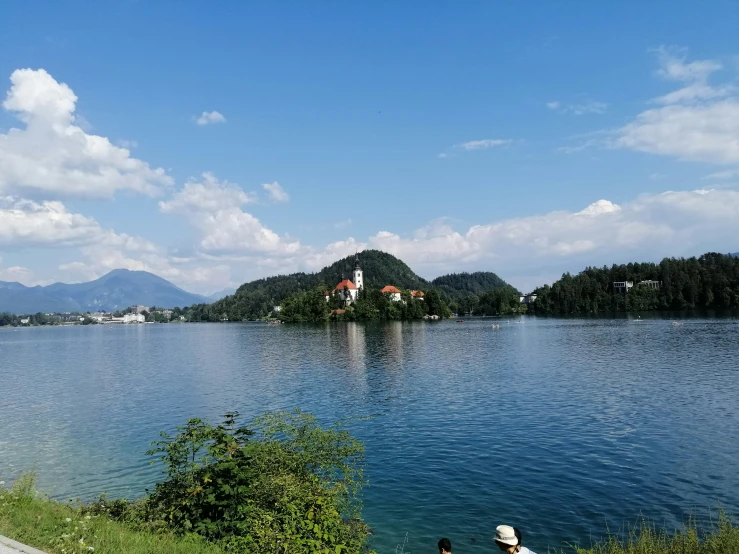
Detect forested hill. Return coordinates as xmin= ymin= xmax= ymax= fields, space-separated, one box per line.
xmin=189 ymin=251 xmax=430 ymax=321
xmin=431 ymin=272 xmax=510 ymax=301
xmin=530 ymin=251 xmax=739 ymax=314
xmin=314 ymin=250 xmax=428 ymax=290
xmin=184 ymin=251 xmax=513 ymax=321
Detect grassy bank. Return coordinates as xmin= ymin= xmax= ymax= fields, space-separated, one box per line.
xmin=575 ymin=514 xmax=739 ymax=554
xmin=0 ymin=475 xmax=225 ymax=554
xmin=4 ymin=476 xmax=737 ymax=554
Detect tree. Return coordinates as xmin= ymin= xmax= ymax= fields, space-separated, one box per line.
xmin=424 ymin=289 xmax=451 ymax=318
xmin=145 ymin=410 xmax=374 ymax=553
xmin=529 ymin=252 xmax=739 ymax=314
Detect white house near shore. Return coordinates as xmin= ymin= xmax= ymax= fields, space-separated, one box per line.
xmin=381 ymin=285 xmax=402 ymax=302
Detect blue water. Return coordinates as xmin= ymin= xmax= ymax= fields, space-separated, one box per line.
xmin=1 ymin=317 xmax=738 ymax=553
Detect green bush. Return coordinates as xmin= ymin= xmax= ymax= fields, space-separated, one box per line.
xmin=144 ymin=410 xmax=374 ymax=553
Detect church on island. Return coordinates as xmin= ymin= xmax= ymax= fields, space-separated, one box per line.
xmin=324 ymin=254 xmax=424 ymax=307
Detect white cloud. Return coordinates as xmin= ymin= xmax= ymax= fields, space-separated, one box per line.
xmin=458 ymin=139 xmax=512 ymax=150
xmin=548 ymin=99 xmax=608 ymax=115
xmin=0 ymin=68 xmax=172 ymax=198
xmin=0 ymin=196 xmax=156 ymax=250
xmin=160 ymin=173 xmax=300 ymax=255
xmin=615 ymin=49 xmax=739 ymax=164
xmin=566 ymin=100 xmax=608 ymax=115
xmin=556 ymin=139 xmax=599 ymax=154
xmin=0 ymin=265 xmax=34 ymax=283
xmin=357 ymin=188 xmax=739 ymax=284
xmin=704 ymin=168 xmax=739 ymax=180
xmin=159 ymin=172 xmax=256 ymax=215
xmin=195 ymin=111 xmax=226 ymax=125
xmin=262 ymin=181 xmax=289 ymax=203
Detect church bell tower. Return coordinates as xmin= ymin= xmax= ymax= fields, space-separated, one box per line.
xmin=352 ymin=253 xmax=363 ymax=290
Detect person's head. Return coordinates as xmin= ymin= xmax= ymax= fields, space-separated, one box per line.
xmin=494 ymin=525 xmax=521 ymax=554
xmin=438 ymin=537 xmax=452 ymax=553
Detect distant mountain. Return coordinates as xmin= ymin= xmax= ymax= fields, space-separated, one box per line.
xmin=184 ymin=250 xmax=511 ymax=321
xmin=0 ymin=269 xmax=210 ymax=314
xmin=207 ymin=288 xmax=237 ymax=301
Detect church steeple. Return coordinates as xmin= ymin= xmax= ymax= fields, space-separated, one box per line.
xmin=352 ymin=252 xmax=363 ymax=290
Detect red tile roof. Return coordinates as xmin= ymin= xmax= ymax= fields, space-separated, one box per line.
xmin=331 ymin=309 xmax=346 ymax=314
xmin=411 ymin=290 xmax=425 ymax=297
xmin=334 ymin=279 xmax=357 ymax=291
xmin=381 ymin=285 xmax=402 ymax=294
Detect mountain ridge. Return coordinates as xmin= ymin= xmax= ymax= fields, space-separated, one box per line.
xmin=0 ymin=269 xmax=210 ymax=314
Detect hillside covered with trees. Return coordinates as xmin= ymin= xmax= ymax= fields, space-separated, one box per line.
xmin=530 ymin=252 xmax=739 ymax=314
xmin=182 ymin=251 xmax=514 ymax=321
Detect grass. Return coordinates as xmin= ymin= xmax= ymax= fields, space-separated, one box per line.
xmin=0 ymin=475 xmax=225 ymax=554
xmin=574 ymin=514 xmax=739 ymax=554
xmin=3 ymin=475 xmax=738 ymax=554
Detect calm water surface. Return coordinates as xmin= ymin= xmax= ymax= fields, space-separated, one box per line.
xmin=1 ymin=317 xmax=738 ymax=553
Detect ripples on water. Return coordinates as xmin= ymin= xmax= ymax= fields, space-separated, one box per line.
xmin=1 ymin=317 xmax=738 ymax=552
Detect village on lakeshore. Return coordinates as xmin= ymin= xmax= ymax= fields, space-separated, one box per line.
xmin=2 ymin=306 xmax=185 ymax=327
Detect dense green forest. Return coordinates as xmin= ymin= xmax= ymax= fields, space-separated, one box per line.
xmin=431 ymin=271 xmax=508 ymax=299
xmin=530 ymin=252 xmax=739 ymax=314
xmin=182 ymin=251 xmax=511 ymax=321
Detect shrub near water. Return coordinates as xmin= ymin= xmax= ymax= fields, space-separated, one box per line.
xmin=143 ymin=410 xmax=374 ymax=553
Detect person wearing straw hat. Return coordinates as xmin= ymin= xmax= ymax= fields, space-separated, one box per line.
xmin=494 ymin=525 xmax=536 ymax=554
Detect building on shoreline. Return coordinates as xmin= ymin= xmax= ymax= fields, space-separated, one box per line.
xmin=613 ymin=281 xmax=634 ymax=292
xmin=380 ymin=285 xmax=402 ymax=301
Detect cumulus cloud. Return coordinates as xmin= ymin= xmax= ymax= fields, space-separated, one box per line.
xmin=0 ymin=265 xmax=35 ymax=283
xmin=614 ymin=49 xmax=739 ymax=164
xmin=0 ymin=196 xmax=156 ymax=250
xmin=195 ymin=111 xmax=226 ymax=125
xmin=358 ymin=188 xmax=739 ymax=285
xmin=262 ymin=181 xmax=289 ymax=202
xmin=160 ymin=173 xmax=300 ymax=255
xmin=0 ymin=68 xmax=172 ymax=198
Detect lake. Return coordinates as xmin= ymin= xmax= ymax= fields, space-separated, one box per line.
xmin=1 ymin=317 xmax=738 ymax=553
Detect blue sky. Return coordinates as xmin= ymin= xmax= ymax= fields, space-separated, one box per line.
xmin=1 ymin=2 xmax=739 ymax=294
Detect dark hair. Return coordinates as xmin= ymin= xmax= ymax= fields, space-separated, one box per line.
xmin=514 ymin=528 xmax=522 ymax=545
xmin=438 ymin=537 xmax=452 ymax=552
